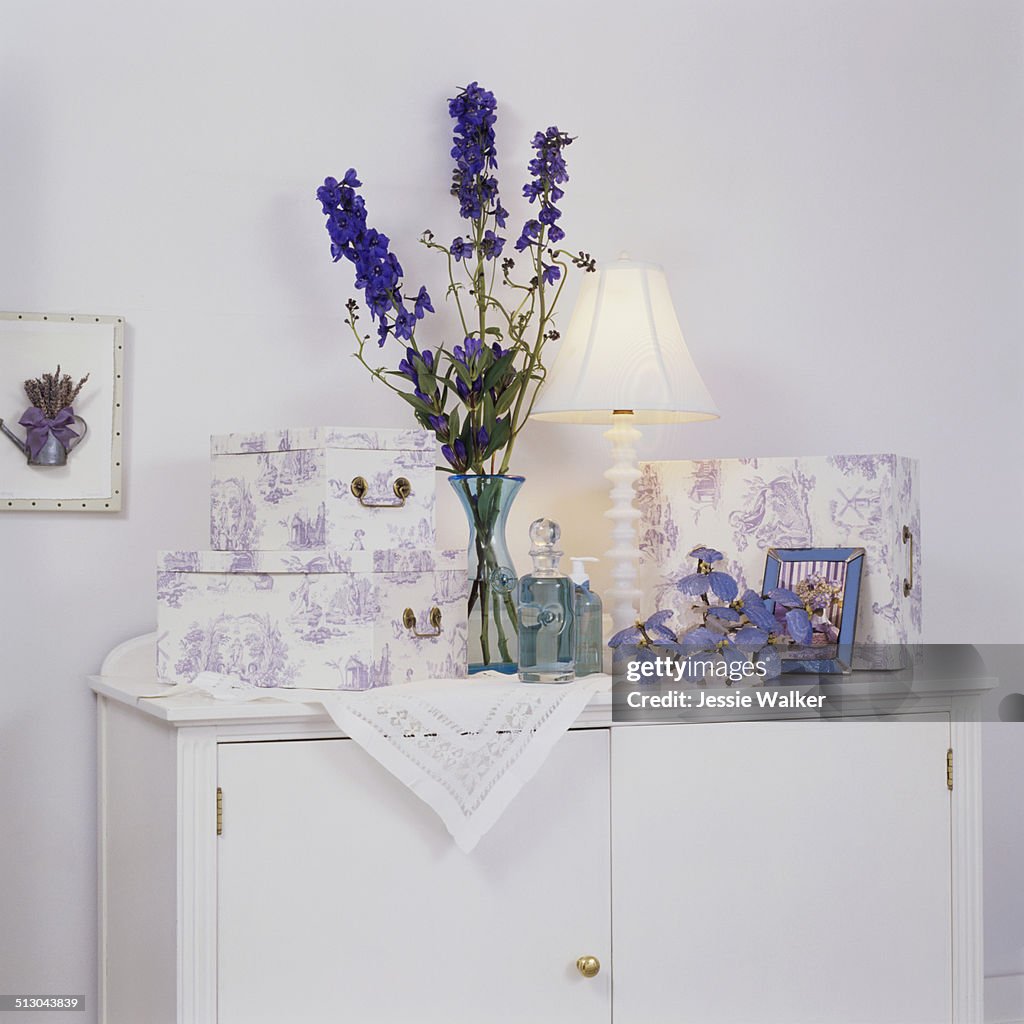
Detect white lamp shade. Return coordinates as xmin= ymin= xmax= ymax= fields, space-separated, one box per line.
xmin=531 ymin=257 xmax=719 ymax=425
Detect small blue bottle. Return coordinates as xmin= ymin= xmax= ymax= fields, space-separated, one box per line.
xmin=570 ymin=557 xmax=604 ymax=676
xmin=517 ymin=518 xmax=575 ymax=683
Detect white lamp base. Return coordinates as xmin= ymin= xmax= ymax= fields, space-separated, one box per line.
xmin=603 ymin=413 xmax=643 ymax=634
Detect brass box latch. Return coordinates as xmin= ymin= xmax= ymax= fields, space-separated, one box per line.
xmin=403 ymin=606 xmax=443 ymax=638
xmin=350 ymin=476 xmax=411 ymax=508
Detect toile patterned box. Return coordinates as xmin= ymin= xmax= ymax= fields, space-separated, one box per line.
xmin=636 ymin=454 xmax=921 ymax=667
xmin=210 ymin=426 xmax=436 ymax=552
xmin=157 ymin=547 xmax=469 ymax=689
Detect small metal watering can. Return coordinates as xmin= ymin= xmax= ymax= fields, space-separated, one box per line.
xmin=0 ymin=408 xmax=88 ymax=467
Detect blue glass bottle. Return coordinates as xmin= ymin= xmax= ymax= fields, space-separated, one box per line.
xmin=569 ymin=557 xmax=604 ymax=676
xmin=517 ymin=519 xmax=575 ymax=683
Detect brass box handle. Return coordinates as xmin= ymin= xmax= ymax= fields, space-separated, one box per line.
xmin=902 ymin=525 xmax=914 ymax=597
xmin=403 ymin=606 xmax=443 ymax=638
xmin=350 ymin=476 xmax=411 ymax=508
xmin=576 ymin=955 xmax=601 ymax=978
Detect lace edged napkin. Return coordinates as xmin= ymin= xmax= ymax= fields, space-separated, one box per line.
xmin=183 ymin=673 xmax=606 ymax=852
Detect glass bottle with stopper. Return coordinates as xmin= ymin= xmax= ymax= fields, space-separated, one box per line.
xmin=517 ymin=518 xmax=575 ymax=683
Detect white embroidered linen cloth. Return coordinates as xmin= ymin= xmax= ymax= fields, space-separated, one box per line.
xmin=184 ymin=672 xmax=606 ymax=852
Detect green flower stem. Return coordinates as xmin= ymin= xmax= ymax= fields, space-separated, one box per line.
xmin=479 ymin=571 xmax=491 ymax=665
xmin=498 ymin=223 xmax=548 ymax=474
xmin=461 ymin=477 xmax=517 ymax=668
xmin=502 ymin=591 xmax=519 ymax=633
xmin=491 ymin=587 xmax=513 ymax=664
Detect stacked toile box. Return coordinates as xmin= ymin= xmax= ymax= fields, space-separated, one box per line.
xmin=636 ymin=454 xmax=921 ymax=668
xmin=157 ymin=426 xmax=469 ymax=689
xmin=209 ymin=426 xmax=436 ymax=552
xmin=157 ymin=547 xmax=468 ymax=689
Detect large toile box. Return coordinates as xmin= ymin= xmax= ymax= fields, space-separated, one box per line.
xmin=210 ymin=426 xmax=436 ymax=552
xmin=636 ymin=454 xmax=921 ymax=664
xmin=157 ymin=547 xmax=468 ymax=689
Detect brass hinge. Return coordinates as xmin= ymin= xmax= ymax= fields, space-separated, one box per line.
xmin=216 ymin=787 xmax=223 ymax=836
xmin=946 ymin=749 xmax=953 ymax=792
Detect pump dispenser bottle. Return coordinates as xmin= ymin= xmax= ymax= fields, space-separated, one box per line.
xmin=570 ymin=557 xmax=603 ymax=676
xmin=517 ymin=518 xmax=575 ymax=683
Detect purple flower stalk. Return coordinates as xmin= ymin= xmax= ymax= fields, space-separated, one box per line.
xmin=316 ymin=170 xmax=433 ymax=347
xmin=515 ymin=127 xmax=574 ymax=251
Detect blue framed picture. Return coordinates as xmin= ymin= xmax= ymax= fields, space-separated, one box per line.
xmin=761 ymin=547 xmax=865 ymax=675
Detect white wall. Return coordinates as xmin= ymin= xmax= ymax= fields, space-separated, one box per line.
xmin=1 ymin=0 xmax=1021 ymax=1015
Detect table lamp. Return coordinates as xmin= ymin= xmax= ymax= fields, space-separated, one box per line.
xmin=532 ymin=255 xmax=719 ymax=632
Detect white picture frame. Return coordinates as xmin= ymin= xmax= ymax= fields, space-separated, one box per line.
xmin=0 ymin=312 xmax=124 ymax=512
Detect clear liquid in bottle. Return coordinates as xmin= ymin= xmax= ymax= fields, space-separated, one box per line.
xmin=517 ymin=518 xmax=575 ymax=683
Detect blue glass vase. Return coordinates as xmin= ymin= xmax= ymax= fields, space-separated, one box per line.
xmin=450 ymin=474 xmax=524 ymax=674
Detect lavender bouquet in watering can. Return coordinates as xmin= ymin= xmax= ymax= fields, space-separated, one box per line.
xmin=315 ymin=82 xmax=595 ymax=673
xmin=0 ymin=366 xmax=89 ymax=466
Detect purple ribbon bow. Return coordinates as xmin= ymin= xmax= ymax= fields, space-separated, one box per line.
xmin=18 ymin=406 xmax=79 ymax=460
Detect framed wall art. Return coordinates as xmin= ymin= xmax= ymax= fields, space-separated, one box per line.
xmin=762 ymin=546 xmax=865 ymax=674
xmin=0 ymin=312 xmax=124 ymax=511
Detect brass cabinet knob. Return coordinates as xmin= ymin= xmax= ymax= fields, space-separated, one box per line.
xmin=576 ymin=955 xmax=600 ymax=979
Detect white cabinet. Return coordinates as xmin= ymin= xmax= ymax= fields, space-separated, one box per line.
xmin=94 ymin=635 xmax=986 ymax=1024
xmin=612 ymin=720 xmax=954 ymax=1024
xmin=217 ymin=732 xmax=610 ymax=1023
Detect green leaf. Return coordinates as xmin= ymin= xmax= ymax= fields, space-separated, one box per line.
xmin=448 ymin=357 xmax=474 ymax=387
xmin=481 ymin=389 xmax=495 ymax=433
xmin=483 ymin=351 xmax=517 ymax=391
xmin=397 ymin=391 xmax=434 ymax=417
xmin=459 ymin=414 xmax=475 ymax=449
xmin=485 ymin=327 xmax=503 ymax=337
xmin=495 ymin=379 xmax=521 ymax=416
xmin=483 ymin=417 xmax=511 ymax=459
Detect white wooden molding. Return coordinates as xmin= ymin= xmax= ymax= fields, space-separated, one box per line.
xmin=952 ymin=696 xmax=985 ymax=1024
xmin=177 ymin=728 xmax=218 ymax=1024
xmin=96 ymin=695 xmax=110 ymax=1021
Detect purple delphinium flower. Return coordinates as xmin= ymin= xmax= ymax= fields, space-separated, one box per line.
xmin=316 ymin=169 xmax=432 ymax=347
xmin=452 ymin=335 xmax=484 ymax=367
xmin=515 ymin=127 xmax=573 ymax=254
xmin=450 ymin=237 xmax=473 ymax=261
xmin=397 ymin=355 xmax=417 ymax=383
xmin=448 ymin=82 xmax=505 ymax=254
xmin=480 ymin=229 xmax=505 ymax=260
xmin=397 ymin=347 xmax=438 ymax=409
xmin=514 ymin=219 xmax=541 ymax=253
xmin=393 ymin=306 xmax=416 ymax=341
xmin=541 ymin=263 xmax=561 ymax=286
xmin=414 ymin=286 xmax=433 ymax=319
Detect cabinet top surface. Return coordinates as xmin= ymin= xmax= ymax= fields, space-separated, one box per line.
xmin=92 ymin=634 xmax=995 ymax=734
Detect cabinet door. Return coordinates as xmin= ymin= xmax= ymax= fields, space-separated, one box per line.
xmin=217 ymin=728 xmax=610 ymax=1024
xmin=612 ymin=718 xmax=952 ymax=1024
